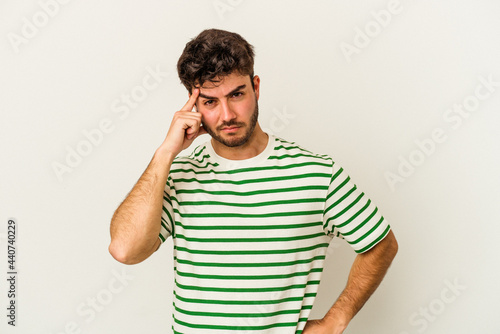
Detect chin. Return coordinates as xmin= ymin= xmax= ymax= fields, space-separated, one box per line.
xmin=216 ymin=131 xmax=252 ymax=148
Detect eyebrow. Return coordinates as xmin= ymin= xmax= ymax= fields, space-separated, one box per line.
xmin=198 ymin=84 xmax=247 ymax=100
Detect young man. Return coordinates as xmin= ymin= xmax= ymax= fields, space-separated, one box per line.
xmin=109 ymin=29 xmax=398 ymax=334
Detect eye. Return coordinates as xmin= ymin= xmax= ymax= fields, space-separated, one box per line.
xmin=232 ymin=92 xmax=243 ymax=98
xmin=204 ymin=99 xmax=215 ymax=106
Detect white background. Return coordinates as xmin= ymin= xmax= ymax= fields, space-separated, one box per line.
xmin=1 ymin=0 xmax=499 ymax=333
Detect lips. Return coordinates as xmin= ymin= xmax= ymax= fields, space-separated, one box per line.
xmin=221 ymin=126 xmax=240 ymax=133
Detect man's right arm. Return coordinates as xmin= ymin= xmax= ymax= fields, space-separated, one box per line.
xmin=108 ymin=88 xmax=205 ymax=264
xmin=108 ymin=150 xmax=174 ymax=265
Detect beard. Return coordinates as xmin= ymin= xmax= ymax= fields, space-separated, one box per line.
xmin=203 ymin=97 xmax=259 ymax=148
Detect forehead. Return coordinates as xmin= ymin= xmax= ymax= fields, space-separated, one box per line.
xmin=197 ymin=73 xmax=250 ymax=96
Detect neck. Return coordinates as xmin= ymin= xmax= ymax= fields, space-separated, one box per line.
xmin=211 ymin=123 xmax=268 ymax=160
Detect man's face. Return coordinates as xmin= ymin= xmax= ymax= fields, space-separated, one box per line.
xmin=194 ymin=73 xmax=260 ymax=148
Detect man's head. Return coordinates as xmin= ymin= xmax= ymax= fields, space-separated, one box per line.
xmin=177 ymin=29 xmax=255 ymax=94
xmin=177 ymin=29 xmax=261 ymax=148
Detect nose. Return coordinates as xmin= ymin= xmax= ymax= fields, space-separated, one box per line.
xmin=220 ymin=100 xmax=237 ymax=122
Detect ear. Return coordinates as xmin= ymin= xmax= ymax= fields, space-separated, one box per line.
xmin=252 ymin=75 xmax=261 ymax=100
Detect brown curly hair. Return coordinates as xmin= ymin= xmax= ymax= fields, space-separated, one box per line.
xmin=177 ymin=29 xmax=255 ymax=94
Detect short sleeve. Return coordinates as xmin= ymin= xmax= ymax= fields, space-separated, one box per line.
xmin=158 ymin=175 xmax=175 ymax=245
xmin=323 ymin=159 xmax=390 ymax=253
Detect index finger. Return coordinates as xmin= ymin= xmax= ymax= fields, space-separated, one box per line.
xmin=181 ymin=88 xmax=200 ymax=112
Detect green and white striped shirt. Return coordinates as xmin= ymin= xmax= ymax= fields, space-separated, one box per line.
xmin=159 ymin=135 xmax=390 ymax=333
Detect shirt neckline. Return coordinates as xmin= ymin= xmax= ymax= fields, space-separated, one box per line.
xmin=205 ymin=134 xmax=275 ymax=169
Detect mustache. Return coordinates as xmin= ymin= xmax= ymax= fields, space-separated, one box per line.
xmin=217 ymin=120 xmax=245 ymax=131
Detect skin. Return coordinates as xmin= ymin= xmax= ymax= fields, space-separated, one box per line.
xmin=108 ymin=87 xmax=207 ymax=265
xmin=195 ymin=73 xmax=268 ymax=160
xmin=302 ymin=230 xmax=398 ymax=333
xmin=109 ymin=72 xmax=266 ymax=264
xmin=108 ymin=72 xmax=398 ymax=333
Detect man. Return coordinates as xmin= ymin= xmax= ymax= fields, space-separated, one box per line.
xmin=109 ymin=28 xmax=398 ymax=333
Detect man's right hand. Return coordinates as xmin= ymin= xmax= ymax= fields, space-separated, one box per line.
xmin=110 ymin=89 xmax=209 ymax=265
xmin=158 ymin=88 xmax=207 ymax=157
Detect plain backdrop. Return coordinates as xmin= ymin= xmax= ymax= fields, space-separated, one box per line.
xmin=1 ymin=1 xmax=499 ymax=333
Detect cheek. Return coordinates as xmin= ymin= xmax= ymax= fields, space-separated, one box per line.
xmin=200 ymin=111 xmax=217 ymax=126
xmin=236 ymin=99 xmax=255 ymax=117
xmin=246 ymin=100 xmax=257 ymax=118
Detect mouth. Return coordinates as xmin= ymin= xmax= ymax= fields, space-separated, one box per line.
xmin=220 ymin=126 xmax=241 ymax=133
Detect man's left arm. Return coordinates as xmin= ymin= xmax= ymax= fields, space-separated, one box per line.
xmin=303 ymin=230 xmax=398 ymax=334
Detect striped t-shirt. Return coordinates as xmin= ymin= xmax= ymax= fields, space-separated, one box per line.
xmin=159 ymin=135 xmax=390 ymax=333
